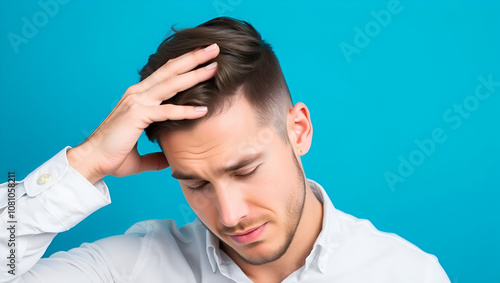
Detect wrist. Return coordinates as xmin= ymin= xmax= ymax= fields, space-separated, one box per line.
xmin=67 ymin=146 xmax=104 ymax=184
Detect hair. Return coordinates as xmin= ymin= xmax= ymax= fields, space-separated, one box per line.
xmin=140 ymin=17 xmax=293 ymax=142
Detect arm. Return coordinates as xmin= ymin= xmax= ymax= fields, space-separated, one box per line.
xmin=0 ymin=44 xmax=220 ymax=282
xmin=0 ymin=147 xmax=111 ymax=282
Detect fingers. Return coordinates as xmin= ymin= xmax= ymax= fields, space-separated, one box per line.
xmin=147 ymin=62 xmax=218 ymax=103
xmin=147 ymin=104 xmax=208 ymax=122
xmin=136 ymin=43 xmax=220 ymax=92
xmin=74 ymin=45 xmax=219 ymax=180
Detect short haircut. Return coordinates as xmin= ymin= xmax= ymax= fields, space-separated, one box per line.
xmin=140 ymin=17 xmax=293 ymax=142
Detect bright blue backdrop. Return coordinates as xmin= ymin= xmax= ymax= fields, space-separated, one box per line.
xmin=1 ymin=1 xmax=499 ymax=282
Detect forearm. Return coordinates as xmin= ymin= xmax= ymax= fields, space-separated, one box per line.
xmin=0 ymin=147 xmax=111 ymax=282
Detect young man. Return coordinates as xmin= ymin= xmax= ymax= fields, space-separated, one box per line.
xmin=0 ymin=17 xmax=450 ymax=282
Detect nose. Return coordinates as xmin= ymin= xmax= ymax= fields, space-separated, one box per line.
xmin=215 ymin=183 xmax=249 ymax=228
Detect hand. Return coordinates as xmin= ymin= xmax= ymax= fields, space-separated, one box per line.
xmin=67 ymin=44 xmax=220 ymax=184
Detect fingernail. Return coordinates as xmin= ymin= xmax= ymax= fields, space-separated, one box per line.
xmin=204 ymin=43 xmax=218 ymax=52
xmin=195 ymin=106 xmax=208 ymax=112
xmin=205 ymin=62 xmax=217 ymax=70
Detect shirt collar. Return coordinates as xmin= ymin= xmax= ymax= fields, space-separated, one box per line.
xmin=206 ymin=228 xmax=247 ymax=280
xmin=205 ymin=179 xmax=340 ymax=275
xmin=205 ymin=227 xmax=220 ymax=273
xmin=304 ymin=179 xmax=340 ymax=274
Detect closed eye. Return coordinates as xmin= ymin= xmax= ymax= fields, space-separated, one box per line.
xmin=186 ymin=181 xmax=209 ymax=191
xmin=234 ymin=165 xmax=260 ymax=179
xmin=185 ymin=165 xmax=261 ymax=191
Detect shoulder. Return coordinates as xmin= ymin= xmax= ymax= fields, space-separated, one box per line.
xmin=334 ymin=209 xmax=428 ymax=257
xmin=332 ymin=209 xmax=449 ymax=281
xmin=123 ymin=218 xmax=208 ymax=247
xmin=88 ymin=219 xmax=209 ymax=280
xmin=90 ymin=218 xmax=209 ymax=264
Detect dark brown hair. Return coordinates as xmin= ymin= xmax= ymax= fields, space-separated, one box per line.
xmin=140 ymin=17 xmax=292 ymax=142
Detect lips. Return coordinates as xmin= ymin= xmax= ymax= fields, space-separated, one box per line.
xmin=229 ymin=223 xmax=267 ymax=245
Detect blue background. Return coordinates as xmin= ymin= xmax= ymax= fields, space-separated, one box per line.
xmin=1 ymin=0 xmax=499 ymax=282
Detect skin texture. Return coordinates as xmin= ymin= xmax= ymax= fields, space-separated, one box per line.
xmin=160 ymin=94 xmax=323 ymax=283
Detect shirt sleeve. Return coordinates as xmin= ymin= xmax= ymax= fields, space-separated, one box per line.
xmin=0 ymin=147 xmax=111 ymax=283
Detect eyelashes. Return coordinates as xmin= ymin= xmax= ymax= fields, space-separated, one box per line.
xmin=186 ymin=165 xmax=261 ymax=192
xmin=234 ymin=165 xmax=260 ymax=179
xmin=186 ymin=181 xmax=209 ymax=191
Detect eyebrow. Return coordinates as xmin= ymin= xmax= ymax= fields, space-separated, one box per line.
xmin=171 ymin=151 xmax=264 ymax=180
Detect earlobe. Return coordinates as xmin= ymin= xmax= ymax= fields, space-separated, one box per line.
xmin=288 ymin=103 xmax=313 ymax=155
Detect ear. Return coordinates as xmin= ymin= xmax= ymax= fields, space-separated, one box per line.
xmin=287 ymin=102 xmax=313 ymax=156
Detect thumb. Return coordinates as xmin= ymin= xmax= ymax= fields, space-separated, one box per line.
xmin=138 ymin=152 xmax=169 ymax=173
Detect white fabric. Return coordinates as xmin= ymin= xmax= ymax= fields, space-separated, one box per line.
xmin=0 ymin=147 xmax=450 ymax=283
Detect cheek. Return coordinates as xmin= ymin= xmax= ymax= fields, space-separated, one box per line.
xmin=248 ymin=159 xmax=296 ymax=209
xmin=183 ymin=189 xmax=219 ymax=226
xmin=253 ymin=168 xmax=285 ymax=197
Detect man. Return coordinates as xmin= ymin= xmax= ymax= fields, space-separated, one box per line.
xmin=0 ymin=17 xmax=450 ymax=282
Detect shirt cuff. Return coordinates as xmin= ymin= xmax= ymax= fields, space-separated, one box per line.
xmin=21 ymin=146 xmax=111 ymax=231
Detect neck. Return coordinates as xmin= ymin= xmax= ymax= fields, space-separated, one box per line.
xmin=230 ymin=182 xmax=324 ymax=283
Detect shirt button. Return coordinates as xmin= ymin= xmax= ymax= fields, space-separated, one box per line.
xmin=38 ymin=174 xmax=50 ymax=185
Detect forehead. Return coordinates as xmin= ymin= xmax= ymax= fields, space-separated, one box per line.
xmin=158 ymin=95 xmax=278 ymax=169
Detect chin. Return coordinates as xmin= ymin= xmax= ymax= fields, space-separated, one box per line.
xmin=228 ymin=238 xmax=290 ymax=266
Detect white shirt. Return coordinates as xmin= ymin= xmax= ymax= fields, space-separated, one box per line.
xmin=0 ymin=147 xmax=450 ymax=283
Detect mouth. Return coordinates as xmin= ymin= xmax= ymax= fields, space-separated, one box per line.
xmin=228 ymin=223 xmax=267 ymax=245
